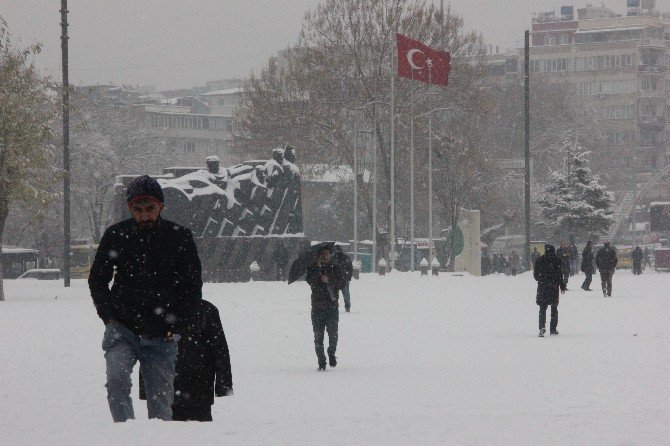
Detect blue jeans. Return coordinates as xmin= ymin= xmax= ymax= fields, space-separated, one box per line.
xmin=102 ymin=321 xmax=177 ymax=422
xmin=341 ymin=283 xmax=351 ymax=309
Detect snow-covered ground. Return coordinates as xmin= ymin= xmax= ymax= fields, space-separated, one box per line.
xmin=1 ymin=270 xmax=668 ymax=445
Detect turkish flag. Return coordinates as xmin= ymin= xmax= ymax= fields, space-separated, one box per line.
xmin=396 ymin=33 xmax=451 ymax=86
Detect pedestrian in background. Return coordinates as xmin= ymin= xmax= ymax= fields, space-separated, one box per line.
xmin=596 ymin=241 xmax=618 ymax=297
xmin=533 ymin=244 xmax=566 ymax=337
xmin=581 ymin=241 xmax=595 ymax=291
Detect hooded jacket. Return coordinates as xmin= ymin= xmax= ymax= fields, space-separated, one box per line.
xmin=533 ymin=244 xmax=566 ymax=306
xmin=88 ymin=218 xmax=203 ymax=337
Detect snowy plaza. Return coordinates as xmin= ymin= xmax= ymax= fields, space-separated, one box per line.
xmin=1 ymin=270 xmax=668 ymax=445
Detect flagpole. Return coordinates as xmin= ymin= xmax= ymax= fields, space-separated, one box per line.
xmin=372 ymin=105 xmax=378 ymax=270
xmin=353 ymin=123 xmax=358 ymax=262
xmin=428 ymin=64 xmax=434 ymax=267
xmin=410 ymin=70 xmax=416 ymax=272
xmin=390 ymin=43 xmax=396 ymax=271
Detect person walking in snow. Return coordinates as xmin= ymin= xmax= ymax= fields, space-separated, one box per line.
xmin=89 ymin=175 xmax=203 ymax=422
xmin=580 ymin=241 xmax=595 ymax=291
xmin=533 ymin=244 xmax=566 ymax=337
xmin=333 ymin=245 xmax=354 ymax=312
xmin=530 ymin=247 xmax=540 ymax=269
xmin=556 ymin=241 xmax=572 ymax=289
xmin=595 ymin=241 xmax=618 ymax=297
xmin=632 ymin=246 xmax=643 ymax=275
xmin=569 ymin=241 xmax=579 ymax=276
xmin=509 ymin=250 xmax=520 ymax=276
xmin=643 ymin=247 xmax=651 ymax=268
xmin=306 ymin=246 xmax=346 ymax=371
xmin=140 ymin=299 xmax=233 ymax=421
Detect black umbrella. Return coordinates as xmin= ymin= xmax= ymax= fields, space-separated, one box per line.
xmin=288 ymin=241 xmax=335 ymax=284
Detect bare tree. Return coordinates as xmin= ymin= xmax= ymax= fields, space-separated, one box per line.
xmin=236 ymin=0 xmax=488 ymax=258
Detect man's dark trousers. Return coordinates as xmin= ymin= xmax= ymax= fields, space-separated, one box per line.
xmin=311 ymin=306 xmax=338 ymax=367
xmin=582 ymin=271 xmax=593 ymax=290
xmin=600 ymin=270 xmax=613 ymax=295
xmin=539 ymin=303 xmax=558 ymax=332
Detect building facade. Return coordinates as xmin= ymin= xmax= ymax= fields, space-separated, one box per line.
xmin=488 ymin=2 xmax=670 ymax=178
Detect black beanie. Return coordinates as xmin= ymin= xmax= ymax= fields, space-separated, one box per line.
xmin=126 ymin=175 xmax=164 ymax=205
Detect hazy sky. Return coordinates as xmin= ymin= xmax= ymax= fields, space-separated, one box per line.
xmin=2 ymin=0 xmax=670 ymax=90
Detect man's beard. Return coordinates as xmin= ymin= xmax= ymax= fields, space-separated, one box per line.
xmin=137 ymin=220 xmax=157 ymax=231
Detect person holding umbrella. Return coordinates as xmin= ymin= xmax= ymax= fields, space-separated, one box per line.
xmin=289 ymin=242 xmax=346 ymax=371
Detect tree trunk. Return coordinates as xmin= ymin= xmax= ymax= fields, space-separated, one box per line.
xmin=0 ymin=212 xmax=7 ymax=302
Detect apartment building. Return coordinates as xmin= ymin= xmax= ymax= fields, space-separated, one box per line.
xmin=488 ymin=1 xmax=670 ymax=179
xmin=135 ymin=87 xmax=244 ymax=167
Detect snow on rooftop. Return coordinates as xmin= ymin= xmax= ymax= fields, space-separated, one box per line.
xmin=202 ymin=87 xmax=244 ymax=96
xmin=1 ymin=246 xmax=38 ymax=254
xmin=574 ymin=26 xmax=644 ymax=34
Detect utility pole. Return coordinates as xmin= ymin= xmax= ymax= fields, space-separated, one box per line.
xmin=61 ymin=0 xmax=71 ymax=287
xmin=524 ymin=30 xmax=532 ymax=270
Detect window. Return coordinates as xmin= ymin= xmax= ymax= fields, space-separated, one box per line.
xmin=560 ymin=34 xmax=569 ymax=45
xmin=218 ymin=98 xmax=226 ymax=105
xmin=184 ymin=140 xmax=196 ymax=154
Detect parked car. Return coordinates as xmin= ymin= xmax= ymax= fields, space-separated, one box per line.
xmin=17 ymin=269 xmax=62 ymax=280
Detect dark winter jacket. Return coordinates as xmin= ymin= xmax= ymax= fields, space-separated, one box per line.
xmin=555 ymin=246 xmax=572 ymax=271
xmin=595 ymin=246 xmax=618 ymax=272
xmin=139 ymin=300 xmax=233 ymax=406
xmin=632 ymin=247 xmax=643 ymax=265
xmin=581 ymin=247 xmax=594 ymax=273
xmin=334 ymin=250 xmax=354 ymax=283
xmin=88 ymin=218 xmax=203 ymax=337
xmin=306 ymin=261 xmax=345 ymax=309
xmin=533 ymin=245 xmax=566 ymax=306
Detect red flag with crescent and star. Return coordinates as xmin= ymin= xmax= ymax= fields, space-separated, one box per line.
xmin=396 ymin=33 xmax=451 ymax=86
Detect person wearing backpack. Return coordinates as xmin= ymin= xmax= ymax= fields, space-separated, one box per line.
xmin=333 ymin=245 xmax=354 ymax=312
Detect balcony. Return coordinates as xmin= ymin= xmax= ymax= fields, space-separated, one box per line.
xmin=639 ymin=38 xmax=667 ymax=49
xmin=638 ymin=64 xmax=667 ymax=73
xmin=638 ymin=90 xmax=666 ymax=100
xmin=638 ymin=115 xmax=667 ymax=127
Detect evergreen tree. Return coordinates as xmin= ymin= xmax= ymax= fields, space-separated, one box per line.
xmin=537 ymin=139 xmax=615 ymax=240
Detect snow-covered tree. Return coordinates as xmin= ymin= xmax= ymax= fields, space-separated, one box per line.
xmin=0 ymin=19 xmax=58 ymax=301
xmin=537 ymin=138 xmax=615 ymax=241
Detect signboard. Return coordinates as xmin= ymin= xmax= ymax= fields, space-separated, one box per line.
xmin=560 ymin=6 xmax=574 ymax=17
xmin=650 ymin=202 xmax=670 ymax=232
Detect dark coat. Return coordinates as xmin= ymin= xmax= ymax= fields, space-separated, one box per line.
xmin=88 ymin=218 xmax=203 ymax=337
xmin=334 ymin=250 xmax=353 ymax=282
xmin=306 ymin=261 xmax=345 ymax=309
xmin=174 ymin=299 xmax=233 ymax=407
xmin=581 ymin=246 xmax=594 ymax=273
xmin=140 ymin=299 xmax=233 ymax=407
xmin=534 ymin=245 xmax=566 ymax=306
xmin=595 ymin=246 xmax=618 ymax=272
xmin=632 ymin=247 xmax=643 ymax=265
xmin=555 ymin=246 xmax=571 ymax=271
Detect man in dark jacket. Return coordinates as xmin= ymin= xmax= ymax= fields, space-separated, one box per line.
xmin=306 ymin=246 xmax=345 ymax=371
xmin=89 ymin=175 xmax=203 ymax=422
xmin=632 ymin=246 xmax=643 ymax=275
xmin=140 ymin=299 xmax=233 ymax=421
xmin=333 ymin=245 xmax=354 ymax=312
xmin=595 ymin=241 xmax=618 ymax=297
xmin=534 ymin=244 xmax=566 ymax=337
xmin=555 ymin=241 xmax=572 ymax=289
xmin=581 ymin=241 xmax=595 ymax=291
